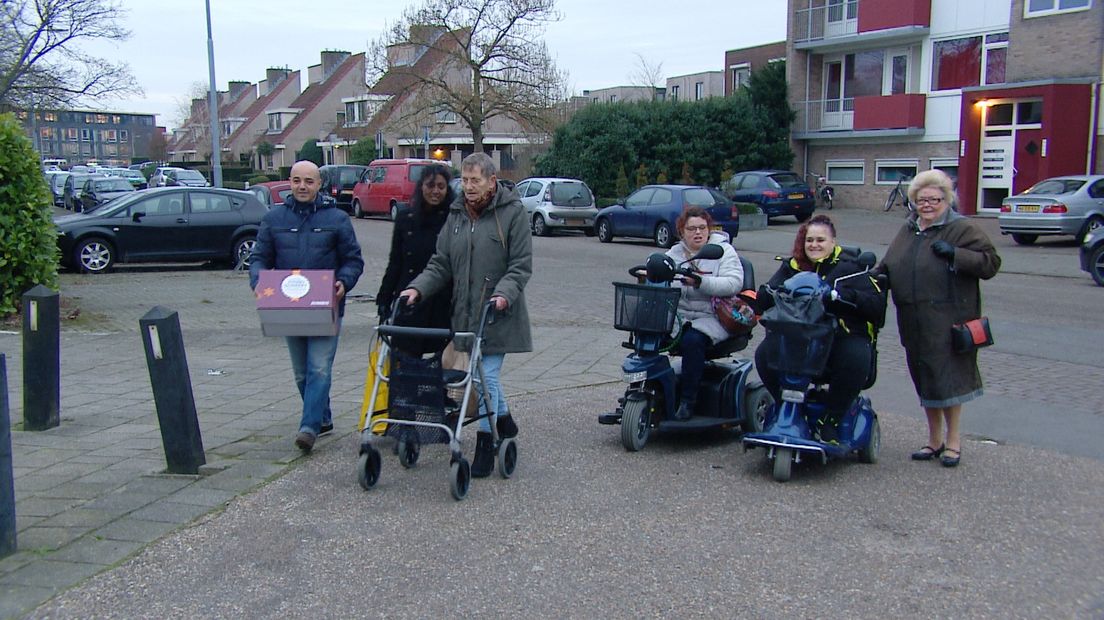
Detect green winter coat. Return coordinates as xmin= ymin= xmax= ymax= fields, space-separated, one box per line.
xmin=880 ymin=209 xmax=1001 ymax=407
xmin=409 ymin=181 xmax=533 ymax=355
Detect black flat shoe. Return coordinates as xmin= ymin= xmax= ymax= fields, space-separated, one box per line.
xmin=911 ymin=444 xmax=945 ymax=461
xmin=941 ymin=448 xmax=961 ymax=468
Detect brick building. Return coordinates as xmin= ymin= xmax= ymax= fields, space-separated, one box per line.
xmin=787 ymin=0 xmax=1103 ymax=214
xmin=13 ymin=108 xmax=160 ymax=166
xmin=725 ymin=41 xmax=786 ymax=95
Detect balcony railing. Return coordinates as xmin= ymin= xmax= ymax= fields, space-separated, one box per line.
xmin=794 ymin=1 xmax=859 ymax=44
xmin=795 ymin=99 xmax=855 ymax=133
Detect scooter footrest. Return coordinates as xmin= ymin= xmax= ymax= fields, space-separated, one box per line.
xmin=598 ymin=412 xmax=622 ymax=425
xmin=657 ymin=416 xmax=736 ymax=431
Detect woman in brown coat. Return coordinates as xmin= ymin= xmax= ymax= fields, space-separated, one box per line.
xmin=880 ymin=170 xmax=1001 ymax=467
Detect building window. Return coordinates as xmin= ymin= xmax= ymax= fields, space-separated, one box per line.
xmin=103 ymin=129 xmax=117 ymax=142
xmin=932 ymin=33 xmax=1007 ymax=90
xmin=671 ymin=85 xmax=679 ymax=101
xmin=731 ymin=63 xmax=751 ymax=91
xmin=43 ymin=112 xmax=57 ymax=122
xmin=1025 ymin=0 xmax=1091 ymax=16
xmin=267 ymin=113 xmax=282 ymax=131
xmin=40 ymin=127 xmax=52 ymax=141
xmin=694 ymin=82 xmax=704 ymax=100
xmin=80 ymin=128 xmax=91 ymax=142
xmin=875 ymin=159 xmax=918 ymax=184
xmin=435 ymin=109 xmax=457 ymax=123
xmin=66 ymin=128 xmax=78 ymax=142
xmin=930 ymin=158 xmax=959 ymax=188
xmin=825 ymin=160 xmax=864 ymax=185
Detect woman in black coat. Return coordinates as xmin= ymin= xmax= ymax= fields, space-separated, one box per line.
xmin=376 ymin=163 xmax=455 ymax=354
xmin=754 ymin=214 xmax=886 ymax=443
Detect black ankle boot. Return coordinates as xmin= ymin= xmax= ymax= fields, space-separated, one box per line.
xmin=497 ymin=414 xmax=518 ymax=438
xmin=471 ymin=432 xmax=495 ymax=478
xmin=673 ymin=400 xmax=694 ymax=421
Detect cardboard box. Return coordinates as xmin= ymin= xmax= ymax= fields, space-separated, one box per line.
xmin=255 ymin=269 xmax=338 ymax=337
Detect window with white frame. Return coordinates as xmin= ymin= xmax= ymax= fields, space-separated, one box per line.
xmin=930 ymin=158 xmax=959 ymax=188
xmin=730 ymin=63 xmax=751 ymax=90
xmin=267 ymin=113 xmax=282 ymax=131
xmin=875 ymin=159 xmax=918 ymax=184
xmin=1025 ymin=0 xmax=1091 ymax=17
xmin=671 ymin=85 xmax=680 ymax=101
xmin=825 ymin=160 xmax=864 ymax=184
xmin=824 ymin=46 xmax=916 ymax=107
xmin=80 ymin=128 xmax=91 ymax=142
xmin=119 ymin=130 xmax=128 ymax=142
xmin=435 ymin=109 xmax=457 ymax=123
xmin=931 ymin=32 xmax=1007 ymax=91
xmin=694 ymin=82 xmax=704 ymax=100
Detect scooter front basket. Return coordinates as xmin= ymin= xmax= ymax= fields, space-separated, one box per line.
xmin=760 ymin=319 xmax=835 ymax=376
xmin=613 ymin=282 xmax=681 ymax=334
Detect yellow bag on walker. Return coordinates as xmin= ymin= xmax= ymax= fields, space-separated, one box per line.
xmin=357 ymin=335 xmax=389 ymax=434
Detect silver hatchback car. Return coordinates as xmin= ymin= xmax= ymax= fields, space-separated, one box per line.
xmin=999 ymin=175 xmax=1104 ymax=245
xmin=515 ymin=177 xmax=598 ymax=237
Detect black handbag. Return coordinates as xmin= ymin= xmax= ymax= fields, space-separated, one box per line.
xmin=951 ymin=317 xmax=993 ymax=354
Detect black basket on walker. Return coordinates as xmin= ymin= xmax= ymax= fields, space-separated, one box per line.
xmin=386 ymin=351 xmax=450 ymax=445
xmin=613 ymin=282 xmax=681 ymax=334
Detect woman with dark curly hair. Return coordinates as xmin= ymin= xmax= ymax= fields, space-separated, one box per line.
xmin=376 ymin=163 xmax=456 ymax=354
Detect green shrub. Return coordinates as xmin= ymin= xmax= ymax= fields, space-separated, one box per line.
xmin=596 ymin=197 xmax=621 ymax=209
xmin=0 ymin=113 xmax=58 ymax=316
xmin=734 ymin=202 xmax=762 ymax=215
xmin=247 ymin=174 xmax=271 ymax=184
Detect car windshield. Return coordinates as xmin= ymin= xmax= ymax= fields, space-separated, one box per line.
xmin=51 ymin=174 xmax=70 ymax=190
xmin=683 ymin=188 xmax=717 ymax=207
xmin=122 ymin=170 xmax=143 ymax=179
xmin=177 ymin=170 xmax=206 ymax=181
xmin=408 ymin=165 xmax=428 ymax=182
xmin=95 ymin=179 xmax=134 ymax=192
xmin=338 ymin=168 xmax=363 ymax=185
xmin=768 ymin=173 xmax=805 ymax=188
xmin=550 ymin=182 xmax=593 ymax=207
xmin=1024 ymin=179 xmax=1085 ymax=195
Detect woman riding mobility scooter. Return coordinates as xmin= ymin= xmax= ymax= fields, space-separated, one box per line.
xmin=742 ymin=244 xmax=888 ymax=482
xmin=598 ymin=238 xmax=773 ymax=452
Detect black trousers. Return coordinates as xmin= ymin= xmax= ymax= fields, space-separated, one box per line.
xmin=755 ymin=332 xmax=872 ymax=418
xmin=677 ymin=327 xmax=711 ymax=405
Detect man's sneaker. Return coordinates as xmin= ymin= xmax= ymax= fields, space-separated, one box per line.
xmin=320 ymin=423 xmax=334 ymax=435
xmin=295 ymin=431 xmax=317 ymax=452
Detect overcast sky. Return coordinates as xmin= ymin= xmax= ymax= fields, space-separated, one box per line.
xmin=81 ymin=0 xmax=785 ymax=130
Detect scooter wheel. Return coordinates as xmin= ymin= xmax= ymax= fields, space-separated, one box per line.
xmin=772 ymin=448 xmax=793 ymax=482
xmin=620 ymin=398 xmax=651 ymax=452
xmin=742 ymin=387 xmax=772 ymax=434
xmin=858 ymin=417 xmax=880 ymax=464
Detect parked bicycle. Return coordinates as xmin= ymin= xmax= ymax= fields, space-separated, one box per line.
xmin=806 ymin=172 xmax=835 ymax=210
xmin=882 ymin=175 xmax=913 ymax=212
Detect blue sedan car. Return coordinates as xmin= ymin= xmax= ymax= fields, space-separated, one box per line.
xmin=594 ymin=185 xmax=740 ymax=248
xmin=727 ymin=170 xmax=815 ymax=222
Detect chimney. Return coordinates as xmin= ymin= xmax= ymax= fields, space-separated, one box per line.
xmin=386 ymin=25 xmax=445 ymax=68
xmin=263 ymin=67 xmax=290 ymax=94
xmin=228 ymin=81 xmax=251 ymax=99
xmin=321 ymin=50 xmax=351 ymax=80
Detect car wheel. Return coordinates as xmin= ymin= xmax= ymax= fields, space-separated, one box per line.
xmin=1076 ymin=215 xmax=1103 ymax=244
xmin=389 ymin=201 xmax=399 ymax=221
xmin=654 ymin=222 xmax=673 ymax=248
xmin=233 ymin=235 xmax=256 ymax=269
xmin=533 ymin=215 xmax=550 ymax=237
xmin=75 ymin=237 xmax=114 ymax=274
xmin=352 ymin=200 xmax=364 ymax=219
xmin=1012 ymin=233 xmax=1038 ymax=246
xmin=1090 ymin=244 xmax=1104 ymax=287
xmin=795 ymin=211 xmax=812 ymax=223
xmin=596 ymin=218 xmax=613 ymax=243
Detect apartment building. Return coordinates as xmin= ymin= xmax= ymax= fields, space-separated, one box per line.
xmin=667 ymin=71 xmax=725 ymax=102
xmin=13 ymin=108 xmax=159 ymax=166
xmin=788 ymin=0 xmax=1103 ymax=214
xmin=725 ymin=41 xmax=787 ymax=95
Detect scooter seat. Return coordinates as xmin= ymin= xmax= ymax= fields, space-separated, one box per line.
xmin=705 ymin=335 xmax=751 ymax=360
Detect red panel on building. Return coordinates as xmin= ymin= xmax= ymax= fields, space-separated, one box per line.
xmin=853 ymin=94 xmax=926 ymax=130
xmin=957 ymin=83 xmax=1095 ymax=215
xmin=858 ymin=0 xmax=931 ymax=32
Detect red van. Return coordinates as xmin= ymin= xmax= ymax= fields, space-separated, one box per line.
xmin=350 ymin=158 xmax=442 ymax=220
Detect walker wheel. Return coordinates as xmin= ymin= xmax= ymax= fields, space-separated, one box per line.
xmin=497 ymin=438 xmax=517 ymax=479
xmin=357 ymin=447 xmax=381 ymax=490
xmin=450 ymin=458 xmax=471 ymax=500
xmin=397 ymin=439 xmax=420 ymax=469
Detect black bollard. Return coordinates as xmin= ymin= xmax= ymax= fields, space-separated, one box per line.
xmin=22 ymin=285 xmax=60 ymax=431
xmin=139 ymin=307 xmax=205 ymax=475
xmin=1 ymin=354 xmax=16 ymax=557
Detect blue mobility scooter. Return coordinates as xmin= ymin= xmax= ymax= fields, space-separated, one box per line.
xmin=741 ymin=250 xmax=887 ymax=482
xmin=598 ymin=244 xmax=773 ymax=451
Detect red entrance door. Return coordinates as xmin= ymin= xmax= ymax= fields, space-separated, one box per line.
xmin=1013 ymin=128 xmax=1042 ymax=195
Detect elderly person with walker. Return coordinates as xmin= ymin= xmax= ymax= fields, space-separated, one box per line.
xmin=879 ymin=170 xmax=1000 ymax=467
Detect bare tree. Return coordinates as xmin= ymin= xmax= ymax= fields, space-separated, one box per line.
xmin=170 ymin=82 xmax=212 ymax=162
xmin=628 ymin=52 xmax=663 ymax=99
xmin=367 ymin=0 xmax=568 ymax=152
xmin=0 ymin=0 xmax=140 ymax=108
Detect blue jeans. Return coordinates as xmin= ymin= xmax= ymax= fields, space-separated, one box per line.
xmin=285 ymin=326 xmax=341 ymax=435
xmin=476 ymin=354 xmax=508 ymax=432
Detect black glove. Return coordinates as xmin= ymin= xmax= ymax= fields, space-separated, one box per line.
xmin=931 ymin=240 xmax=956 ymax=261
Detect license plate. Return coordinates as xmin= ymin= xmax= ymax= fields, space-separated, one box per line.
xmin=1017 ymin=205 xmax=1040 ymax=213
xmin=566 ymin=219 xmax=585 ymax=226
xmin=788 ymin=193 xmax=805 ymax=199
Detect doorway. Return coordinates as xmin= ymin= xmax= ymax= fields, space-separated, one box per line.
xmin=976 ymin=100 xmax=1043 ymax=212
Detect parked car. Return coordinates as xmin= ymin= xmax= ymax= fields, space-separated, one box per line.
xmin=164 ymin=168 xmax=210 ymax=187
xmin=726 ymin=170 xmax=815 ymax=222
xmin=246 ymin=180 xmax=293 ymax=207
xmin=117 ymin=168 xmax=148 ymax=190
xmin=63 ymin=173 xmax=105 ymax=211
xmin=1081 ymin=226 xmax=1104 ymax=286
xmin=45 ymin=171 xmax=69 ymax=206
xmin=79 ymin=176 xmax=136 ymax=211
xmin=515 ymin=177 xmax=598 ymax=237
xmin=594 ymin=185 xmax=740 ymax=248
xmin=999 ymin=175 xmax=1104 ymax=245
xmin=319 ymin=164 xmax=369 ymax=215
xmin=55 ymin=187 xmax=266 ymax=274
xmin=348 ymin=160 xmax=438 ymax=220
xmin=149 ymin=166 xmax=183 ymax=188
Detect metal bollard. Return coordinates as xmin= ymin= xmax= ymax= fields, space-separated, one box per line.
xmin=139 ymin=307 xmax=205 ymax=475
xmin=22 ymin=285 xmax=60 ymax=431
xmin=1 ymin=354 xmax=17 ymax=557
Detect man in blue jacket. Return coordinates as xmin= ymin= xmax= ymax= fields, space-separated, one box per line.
xmin=249 ymin=160 xmax=364 ymax=452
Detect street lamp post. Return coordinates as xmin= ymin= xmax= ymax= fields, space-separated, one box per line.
xmin=205 ymin=0 xmax=223 ymax=188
